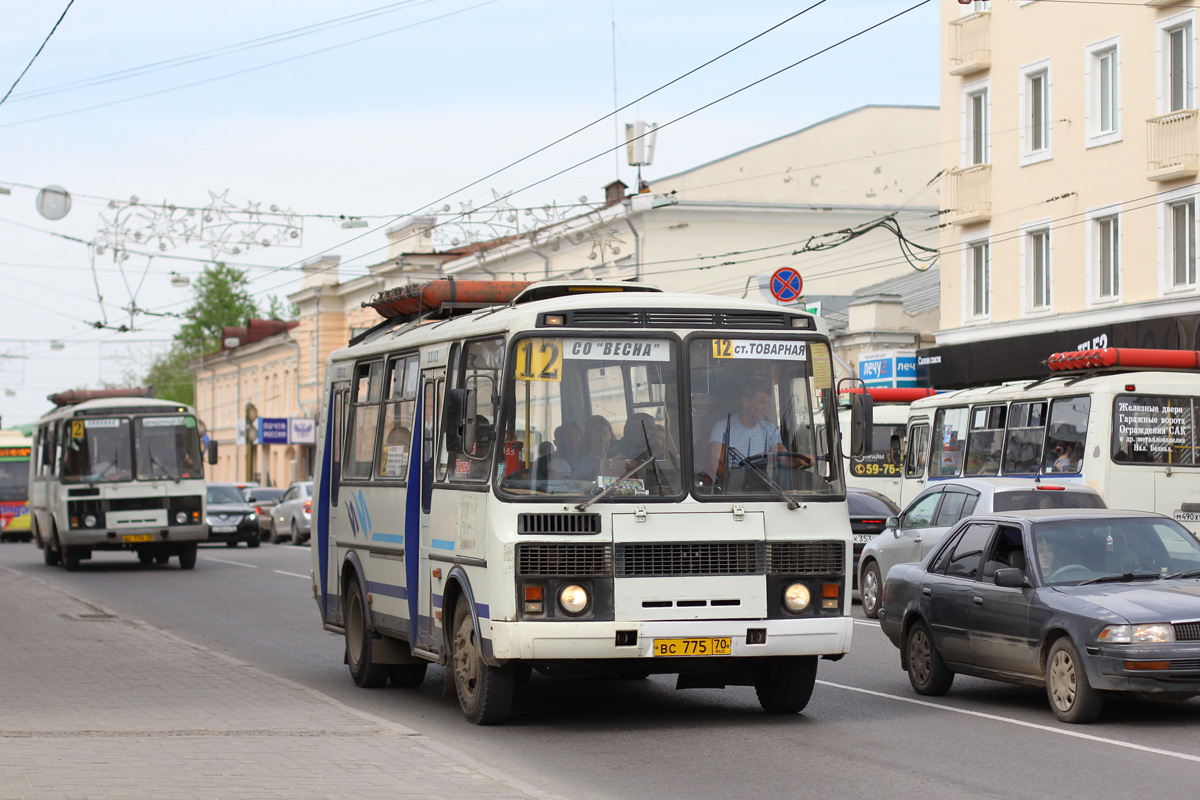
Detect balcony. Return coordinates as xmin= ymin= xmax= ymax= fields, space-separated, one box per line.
xmin=1147 ymin=110 xmax=1199 ymax=182
xmin=948 ymin=12 xmax=991 ymax=76
xmin=946 ymin=164 xmax=992 ymax=226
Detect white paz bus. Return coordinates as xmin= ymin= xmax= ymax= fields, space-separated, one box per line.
xmin=310 ymin=279 xmax=872 ymax=724
xmin=29 ymin=391 xmax=207 ymax=570
xmin=898 ymin=348 xmax=1200 ymax=537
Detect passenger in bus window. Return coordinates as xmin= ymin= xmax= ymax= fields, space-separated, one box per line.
xmin=617 ymin=413 xmax=656 ymax=458
xmin=534 ymin=422 xmax=581 ymax=479
xmin=574 ymin=415 xmax=620 ymax=479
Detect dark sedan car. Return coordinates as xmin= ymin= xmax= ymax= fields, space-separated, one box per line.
xmin=880 ymin=508 xmax=1200 ymax=723
xmin=848 ymin=487 xmax=900 ymax=590
xmin=205 ymin=483 xmax=261 ymax=548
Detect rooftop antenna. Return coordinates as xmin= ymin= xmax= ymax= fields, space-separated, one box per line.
xmin=625 ymin=121 xmax=658 ymax=193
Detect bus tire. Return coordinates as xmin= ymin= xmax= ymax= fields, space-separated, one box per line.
xmin=137 ymin=550 xmax=154 ymax=565
xmin=42 ymin=527 xmax=60 ymax=567
xmin=62 ymin=545 xmax=81 ymax=571
xmin=178 ymin=544 xmax=197 ymax=570
xmin=154 ymin=551 xmax=170 ymax=565
xmin=345 ymin=580 xmax=389 ymax=688
xmin=753 ymin=656 xmax=818 ymax=714
xmin=451 ymin=596 xmax=514 ymax=725
xmin=861 ymin=561 xmax=883 ymax=619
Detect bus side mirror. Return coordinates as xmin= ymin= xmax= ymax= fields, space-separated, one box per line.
xmin=207 ymin=440 xmax=219 ymax=465
xmin=445 ymin=388 xmax=481 ymax=454
xmin=850 ymin=392 xmax=874 ymax=457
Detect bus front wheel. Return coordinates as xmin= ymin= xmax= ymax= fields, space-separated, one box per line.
xmin=345 ymin=580 xmax=388 ymax=688
xmin=451 ymin=596 xmax=514 ymax=725
xmin=178 ymin=544 xmax=197 ymax=570
xmin=753 ymin=656 xmax=818 ymax=714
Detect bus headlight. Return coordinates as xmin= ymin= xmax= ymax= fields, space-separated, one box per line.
xmin=83 ymin=514 xmax=97 ymax=528
xmin=175 ymin=512 xmax=188 ymax=524
xmin=559 ymin=584 xmax=589 ymax=615
xmin=784 ymin=582 xmax=811 ymax=613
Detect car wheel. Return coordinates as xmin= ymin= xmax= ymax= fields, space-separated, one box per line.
xmin=247 ymin=533 xmax=260 ymax=549
xmin=451 ymin=596 xmax=515 ymax=724
xmin=753 ymin=656 xmax=818 ymax=714
xmin=1046 ymin=638 xmax=1103 ymax=723
xmin=861 ymin=561 xmax=882 ymax=619
xmin=345 ymin=580 xmax=389 ymax=688
xmin=291 ymin=521 xmax=299 ymax=545
xmin=178 ymin=544 xmax=197 ymax=570
xmin=906 ymin=620 xmax=953 ymax=696
xmin=267 ymin=521 xmax=278 ymax=545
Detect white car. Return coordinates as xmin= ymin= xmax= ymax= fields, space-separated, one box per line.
xmin=273 ymin=481 xmax=313 ymax=545
xmin=858 ymin=477 xmax=1105 ymax=618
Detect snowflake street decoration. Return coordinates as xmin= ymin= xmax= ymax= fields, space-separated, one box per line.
xmin=421 ymin=189 xmax=626 ymax=263
xmin=93 ymin=190 xmax=303 ymax=260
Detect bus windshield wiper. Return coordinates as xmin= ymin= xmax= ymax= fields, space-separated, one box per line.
xmin=151 ymin=455 xmax=180 ymax=483
xmin=1078 ymin=572 xmax=1160 ymax=585
xmin=575 ymin=453 xmax=657 ymax=511
xmin=1163 ymin=567 xmax=1200 ymax=580
xmin=723 ymin=443 xmax=799 ymax=510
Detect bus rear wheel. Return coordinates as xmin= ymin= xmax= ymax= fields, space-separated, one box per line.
xmin=42 ymin=527 xmax=60 ymax=567
xmin=61 ymin=545 xmax=81 ymax=571
xmin=451 ymin=596 xmax=514 ymax=725
xmin=345 ymin=580 xmax=388 ymax=688
xmin=753 ymin=656 xmax=818 ymax=714
xmin=178 ymin=544 xmax=197 ymax=570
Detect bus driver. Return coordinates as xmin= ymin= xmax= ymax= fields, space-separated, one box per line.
xmin=709 ymin=383 xmax=812 ymax=480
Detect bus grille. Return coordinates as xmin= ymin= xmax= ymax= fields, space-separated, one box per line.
xmin=560 ymin=309 xmax=804 ymax=330
xmin=766 ymin=541 xmax=845 ymax=575
xmin=516 ymin=544 xmax=612 ymax=576
xmin=517 ymin=513 xmax=601 ymax=535
xmin=108 ymin=497 xmax=165 ymax=512
xmin=1175 ymin=622 xmax=1200 ymax=642
xmin=616 ymin=542 xmax=764 ymax=577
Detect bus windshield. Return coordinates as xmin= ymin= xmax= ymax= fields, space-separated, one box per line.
xmin=0 ymin=460 xmax=29 ymax=501
xmin=62 ymin=417 xmax=133 ymax=483
xmin=498 ymin=335 xmax=684 ymax=499
xmin=691 ymin=337 xmax=841 ymax=499
xmin=134 ymin=416 xmax=203 ymax=480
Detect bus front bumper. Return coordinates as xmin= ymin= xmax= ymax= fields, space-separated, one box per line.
xmin=487 ymin=616 xmax=853 ymax=661
xmin=59 ymin=524 xmax=208 ymax=548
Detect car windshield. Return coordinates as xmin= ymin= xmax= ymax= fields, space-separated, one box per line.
xmin=1033 ymin=518 xmax=1200 ymax=585
xmin=497 ymin=335 xmax=684 ymax=500
xmin=993 ymin=490 xmax=1105 ymax=512
xmin=691 ymin=337 xmax=841 ymax=499
xmin=249 ymin=489 xmax=284 ymax=502
xmin=62 ymin=417 xmax=133 ymax=483
xmin=207 ymin=485 xmax=246 ymax=504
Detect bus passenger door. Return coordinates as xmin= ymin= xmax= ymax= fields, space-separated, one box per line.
xmin=415 ymin=369 xmax=444 ymax=651
xmin=899 ymin=418 xmax=930 ymax=508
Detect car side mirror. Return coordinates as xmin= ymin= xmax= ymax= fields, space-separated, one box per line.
xmin=994 ymin=568 xmax=1030 ymax=589
xmin=887 ymin=516 xmax=901 ymax=537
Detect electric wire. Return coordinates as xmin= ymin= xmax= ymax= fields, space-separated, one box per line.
xmin=0 ymin=0 xmax=76 ymax=109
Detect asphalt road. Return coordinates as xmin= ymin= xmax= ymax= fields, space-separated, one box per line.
xmin=3 ymin=540 xmax=1199 ymax=800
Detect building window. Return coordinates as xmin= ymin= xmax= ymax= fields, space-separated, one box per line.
xmin=1085 ymin=37 xmax=1120 ymax=147
xmin=1170 ymin=198 xmax=1197 ymax=289
xmin=963 ymin=79 xmax=990 ymax=166
xmin=1159 ymin=14 xmax=1196 ymax=114
xmin=1025 ymin=227 xmax=1052 ymax=311
xmin=966 ymin=238 xmax=990 ymax=319
xmin=1020 ymin=60 xmax=1051 ymax=164
xmin=1096 ymin=215 xmax=1120 ymax=300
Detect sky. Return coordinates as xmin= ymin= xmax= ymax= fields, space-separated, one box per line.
xmin=0 ymin=0 xmax=939 ymax=426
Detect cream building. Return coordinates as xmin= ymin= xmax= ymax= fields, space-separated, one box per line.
xmin=930 ymin=0 xmax=1200 ymax=386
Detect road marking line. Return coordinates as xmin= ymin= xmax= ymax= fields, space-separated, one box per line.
xmin=204 ymin=557 xmax=256 ymax=568
xmin=853 ymin=619 xmax=880 ymax=628
xmin=817 ymin=680 xmax=1200 ymax=764
xmin=274 ymin=570 xmax=309 ymax=579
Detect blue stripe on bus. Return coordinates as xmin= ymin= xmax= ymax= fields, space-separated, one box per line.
xmin=366 ymin=581 xmax=408 ymax=600
xmin=432 ymin=594 xmax=442 ymax=609
xmin=404 ymin=390 xmax=423 ymax=637
xmin=432 ymin=595 xmax=488 ymax=619
xmin=370 ymin=533 xmax=405 ymax=544
xmin=317 ymin=395 xmax=334 ymax=619
xmin=431 ymin=539 xmax=455 ymax=551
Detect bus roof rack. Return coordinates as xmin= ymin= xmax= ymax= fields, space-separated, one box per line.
xmin=363 ymin=278 xmax=662 ymax=322
xmin=47 ymin=387 xmax=154 ymax=407
xmin=838 ymin=387 xmax=939 ymax=404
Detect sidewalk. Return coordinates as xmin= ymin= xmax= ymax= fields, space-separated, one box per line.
xmin=0 ymin=565 xmax=558 ymax=800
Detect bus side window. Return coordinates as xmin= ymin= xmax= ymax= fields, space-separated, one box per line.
xmin=965 ymin=405 xmax=1006 ymax=476
xmin=932 ymin=407 xmax=969 ymax=477
xmin=1043 ymin=396 xmax=1091 ymax=473
xmin=344 ymin=362 xmax=383 ymax=480
xmin=904 ymin=423 xmax=929 ymax=478
xmin=331 ymin=386 xmax=348 ymax=506
xmin=1003 ymin=400 xmax=1047 ymax=475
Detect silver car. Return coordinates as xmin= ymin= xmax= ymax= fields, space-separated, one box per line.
xmin=273 ymin=481 xmax=313 ymax=545
xmin=858 ymin=477 xmax=1105 ymax=618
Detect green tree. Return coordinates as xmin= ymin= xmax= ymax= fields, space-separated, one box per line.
xmin=140 ymin=262 xmax=258 ymax=406
xmin=175 ymin=263 xmax=259 ymax=353
xmin=265 ymin=294 xmax=298 ymax=321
